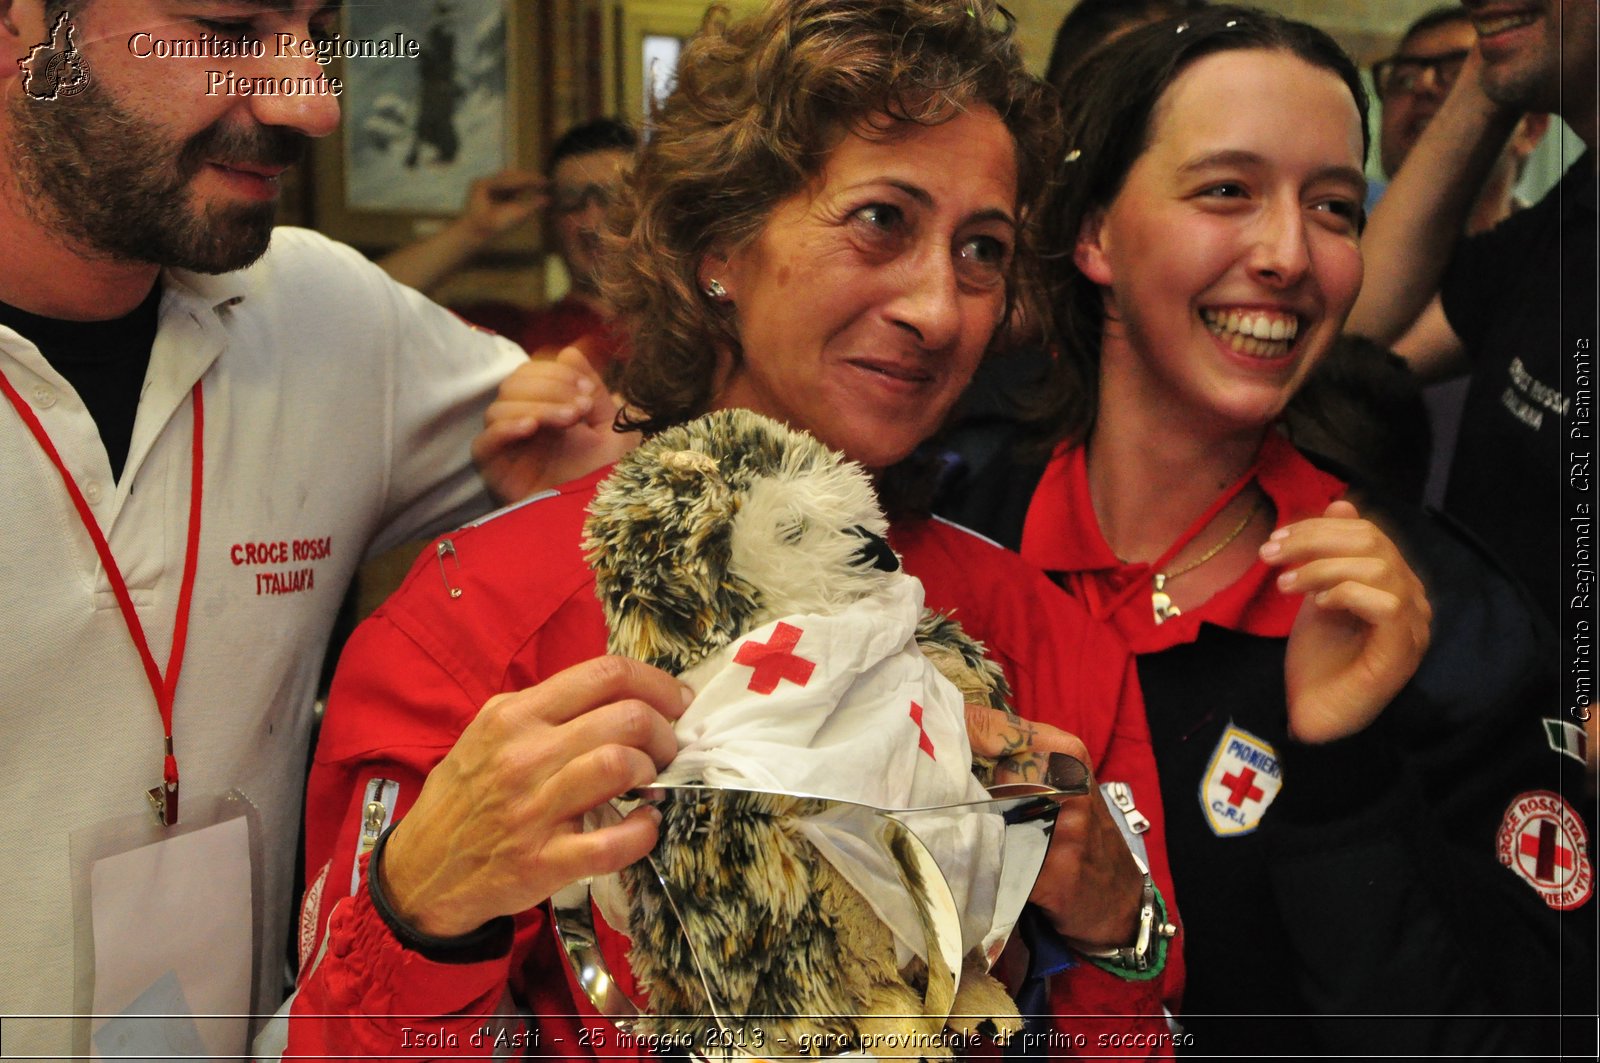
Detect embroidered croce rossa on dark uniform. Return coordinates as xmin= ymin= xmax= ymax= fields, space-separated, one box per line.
xmin=1440 ymin=153 xmax=1598 ymax=622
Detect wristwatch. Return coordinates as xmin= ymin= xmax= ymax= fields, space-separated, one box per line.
xmin=1075 ymin=782 xmax=1178 ymax=975
xmin=1075 ymin=859 xmax=1177 ymax=973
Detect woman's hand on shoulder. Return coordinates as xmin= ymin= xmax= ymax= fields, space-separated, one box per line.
xmin=1261 ymin=499 xmax=1432 ymax=744
xmin=472 ymin=344 xmax=642 ymax=503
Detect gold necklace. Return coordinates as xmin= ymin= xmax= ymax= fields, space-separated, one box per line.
xmin=1128 ymin=493 xmax=1265 ymax=625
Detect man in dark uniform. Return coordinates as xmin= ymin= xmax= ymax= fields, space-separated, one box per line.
xmin=1349 ymin=0 xmax=1597 ymax=628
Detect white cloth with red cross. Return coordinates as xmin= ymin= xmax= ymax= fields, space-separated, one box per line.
xmin=658 ymin=573 xmax=1007 ymax=969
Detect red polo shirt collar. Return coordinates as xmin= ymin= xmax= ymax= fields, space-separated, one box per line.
xmin=1020 ymin=431 xmax=1346 ymax=653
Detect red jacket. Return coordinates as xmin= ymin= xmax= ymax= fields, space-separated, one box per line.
xmin=286 ymin=468 xmax=1183 ymax=1058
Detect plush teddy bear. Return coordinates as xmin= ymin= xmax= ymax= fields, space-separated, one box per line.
xmin=581 ymin=409 xmax=1030 ymax=1057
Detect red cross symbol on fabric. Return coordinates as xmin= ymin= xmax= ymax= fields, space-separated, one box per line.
xmin=1221 ymin=767 xmax=1265 ymax=808
xmin=908 ymin=701 xmax=937 ymax=760
xmin=1519 ymin=820 xmax=1575 ymax=883
xmin=732 ymin=622 xmax=816 ymax=695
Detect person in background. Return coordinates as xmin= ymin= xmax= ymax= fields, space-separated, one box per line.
xmin=1370 ymin=4 xmax=1548 ymax=237
xmin=1363 ymin=4 xmax=1549 ymax=506
xmin=381 ymin=118 xmax=638 ymax=376
xmin=281 ymin=1 xmax=1190 ymax=1056
xmin=1347 ymin=0 xmax=1597 ymax=629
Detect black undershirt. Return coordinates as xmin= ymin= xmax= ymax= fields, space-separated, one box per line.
xmin=0 ymin=284 xmax=160 ymax=482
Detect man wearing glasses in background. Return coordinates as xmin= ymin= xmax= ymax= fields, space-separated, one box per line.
xmin=1367 ymin=5 xmax=1549 ymax=507
xmin=1370 ymin=5 xmax=1548 ymax=237
xmin=381 ymin=118 xmax=637 ymax=376
xmin=1349 ymin=0 xmax=1595 ymax=634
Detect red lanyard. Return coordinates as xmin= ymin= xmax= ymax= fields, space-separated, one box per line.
xmin=0 ymin=370 xmax=203 ymax=826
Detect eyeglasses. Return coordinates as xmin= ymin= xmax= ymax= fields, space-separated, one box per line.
xmin=1372 ymin=49 xmax=1469 ymax=99
xmin=548 ymin=181 xmax=618 ymax=215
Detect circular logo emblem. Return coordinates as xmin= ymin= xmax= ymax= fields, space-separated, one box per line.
xmin=42 ymin=50 xmax=89 ymax=98
xmin=1496 ymin=790 xmax=1593 ymax=910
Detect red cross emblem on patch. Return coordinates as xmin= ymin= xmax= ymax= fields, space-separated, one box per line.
xmin=1220 ymin=767 xmax=1265 ymax=808
xmin=732 ymin=622 xmax=816 ymax=695
xmin=908 ymin=701 xmax=936 ymax=760
xmin=1497 ymin=790 xmax=1593 ymax=910
xmin=1200 ymin=723 xmax=1283 ymax=837
xmin=1519 ymin=821 xmax=1574 ymax=880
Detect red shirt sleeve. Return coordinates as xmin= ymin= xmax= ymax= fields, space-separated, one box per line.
xmin=286 ymin=607 xmax=523 ymax=1056
xmin=285 ymin=519 xmax=649 ymax=1060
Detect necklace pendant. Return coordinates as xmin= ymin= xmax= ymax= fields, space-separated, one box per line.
xmin=1151 ymin=573 xmax=1182 ymax=625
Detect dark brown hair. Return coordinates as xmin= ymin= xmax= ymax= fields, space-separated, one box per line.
xmin=546 ymin=117 xmax=637 ymax=175
xmin=1035 ymin=5 xmax=1371 ymax=448
xmin=1044 ymin=0 xmax=1210 ymax=92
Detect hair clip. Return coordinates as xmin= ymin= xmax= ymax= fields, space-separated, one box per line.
xmin=1175 ymin=21 xmax=1189 ymax=33
xmin=1063 ymin=149 xmax=1083 ymax=164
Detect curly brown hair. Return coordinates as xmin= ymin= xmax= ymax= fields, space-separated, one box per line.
xmin=605 ymin=0 xmax=1060 ymax=434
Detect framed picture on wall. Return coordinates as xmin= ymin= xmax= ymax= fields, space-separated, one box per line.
xmin=617 ymin=0 xmax=764 ymax=124
xmin=311 ymin=0 xmax=540 ymax=250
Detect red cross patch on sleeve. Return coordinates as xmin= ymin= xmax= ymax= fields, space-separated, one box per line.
xmin=1497 ymin=790 xmax=1594 ymax=910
